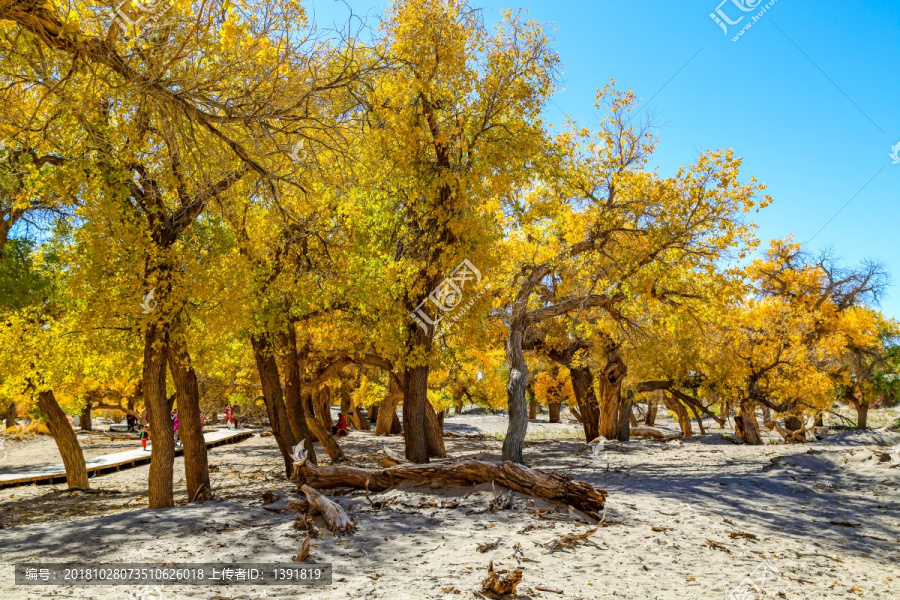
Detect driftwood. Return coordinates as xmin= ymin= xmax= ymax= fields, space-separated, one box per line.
xmin=443 ymin=432 xmax=485 ymax=439
xmin=293 ymin=458 xmax=607 ymax=520
xmin=294 ymin=536 xmax=311 ymax=562
xmin=477 ymin=538 xmax=501 ymax=553
xmin=546 ymin=528 xmax=597 ymax=551
xmin=629 ymin=426 xmax=678 ymax=440
xmin=300 ymin=484 xmax=355 ymax=534
xmin=765 ymin=420 xmax=809 ymax=444
xmin=482 ymin=561 xmax=523 ymax=597
xmin=376 ymin=447 xmax=409 ymax=468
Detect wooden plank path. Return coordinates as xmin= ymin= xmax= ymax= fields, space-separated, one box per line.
xmin=0 ymin=428 xmax=254 ymax=489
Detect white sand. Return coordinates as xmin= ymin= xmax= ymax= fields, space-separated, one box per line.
xmin=1 ymin=412 xmax=898 ymax=600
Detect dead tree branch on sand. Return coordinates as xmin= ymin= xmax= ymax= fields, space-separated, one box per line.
xmin=290 ymin=449 xmax=608 ymax=520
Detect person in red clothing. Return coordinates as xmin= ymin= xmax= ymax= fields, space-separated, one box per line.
xmin=331 ymin=412 xmax=348 ymax=436
xmin=224 ymin=404 xmax=235 ymax=429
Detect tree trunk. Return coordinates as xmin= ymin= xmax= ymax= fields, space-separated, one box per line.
xmin=250 ymin=334 xmax=297 ymax=477
xmin=616 ymin=399 xmax=632 ymax=442
xmin=167 ymin=325 xmax=210 ymax=502
xmin=37 ymin=390 xmax=89 ymax=489
xmin=80 ymin=399 xmax=92 ymax=432
xmin=375 ymin=380 xmax=401 ymax=436
xmin=316 ymin=388 xmax=333 ymax=430
xmin=454 ymin=399 xmax=463 ymax=414
xmin=528 ymin=398 xmax=537 ymax=420
xmin=662 ymin=393 xmax=692 ymax=439
xmin=814 ymin=412 xmax=824 ymax=427
xmin=569 ymin=366 xmax=600 ymax=442
xmin=425 ymin=402 xmax=447 ymax=458
xmin=341 ymin=389 xmax=370 ymax=432
xmin=644 ymin=394 xmax=659 ymax=426
xmin=687 ymin=402 xmax=706 ymax=436
xmin=355 ymin=405 xmax=371 ymax=431
xmin=5 ymin=401 xmax=16 ymax=429
xmin=570 ymin=405 xmax=583 ymax=422
xmin=437 ymin=409 xmax=445 ymax=429
xmin=502 ymin=320 xmax=529 ymax=463
xmin=403 ymin=365 xmax=430 ymax=463
xmin=597 ymin=347 xmax=627 ymax=440
xmin=736 ymin=402 xmax=762 ymax=445
xmin=855 ymin=402 xmax=869 ymax=430
xmin=369 ymin=403 xmax=379 ymax=424
xmin=301 ymin=399 xmax=346 ymax=463
xmin=143 ymin=322 xmax=175 ymax=508
xmin=548 ymin=401 xmax=560 ymax=423
xmin=278 ymin=330 xmax=317 ymax=465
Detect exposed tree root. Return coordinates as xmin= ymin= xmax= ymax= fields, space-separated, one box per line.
xmin=481 ymin=561 xmax=523 ymax=597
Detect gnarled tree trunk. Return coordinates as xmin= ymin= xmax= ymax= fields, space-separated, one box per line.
xmin=425 ymin=401 xmax=446 ymax=458
xmin=569 ymin=366 xmax=600 ymax=442
xmin=376 ymin=378 xmax=402 ymax=436
xmin=144 ymin=322 xmax=175 ymax=508
xmin=5 ymin=401 xmax=16 ymax=429
xmin=278 ymin=330 xmax=316 ymax=464
xmin=548 ymin=401 xmax=560 ymax=423
xmin=341 ymin=388 xmax=370 ymax=431
xmin=597 ymin=346 xmax=627 ymax=440
xmin=316 ymin=388 xmax=333 ymax=430
xmin=502 ymin=319 xmax=529 ymax=463
xmin=251 ymin=334 xmax=297 ymax=477
xmin=37 ymin=390 xmax=88 ymax=489
xmin=403 ymin=364 xmax=430 ymax=463
xmin=644 ymin=393 xmax=659 ymax=426
xmin=854 ymin=401 xmax=869 ymax=430
xmin=300 ymin=396 xmax=346 ymax=463
xmin=167 ymin=324 xmax=210 ymax=501
xmin=79 ymin=399 xmax=92 ymax=432
xmin=736 ymin=401 xmax=762 ymax=445
xmin=662 ymin=393 xmax=692 ymax=439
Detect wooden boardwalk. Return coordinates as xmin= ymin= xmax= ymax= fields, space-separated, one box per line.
xmin=0 ymin=429 xmax=254 ymax=489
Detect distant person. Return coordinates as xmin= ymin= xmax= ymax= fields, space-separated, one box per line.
xmin=332 ymin=412 xmax=348 ymax=436
xmin=127 ymin=414 xmax=136 ymax=431
xmin=172 ymin=410 xmax=181 ymax=447
xmin=140 ymin=425 xmax=150 ymax=451
xmin=224 ymin=404 xmax=235 ymax=429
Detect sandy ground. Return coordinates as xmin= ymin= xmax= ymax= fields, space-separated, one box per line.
xmin=1 ymin=411 xmax=899 ymax=600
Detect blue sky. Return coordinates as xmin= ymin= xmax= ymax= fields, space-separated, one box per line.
xmin=312 ymin=0 xmax=900 ymax=318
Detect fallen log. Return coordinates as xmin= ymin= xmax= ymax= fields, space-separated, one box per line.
xmin=292 ymin=458 xmax=608 ymax=519
xmin=630 ymin=427 xmax=681 ymax=441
